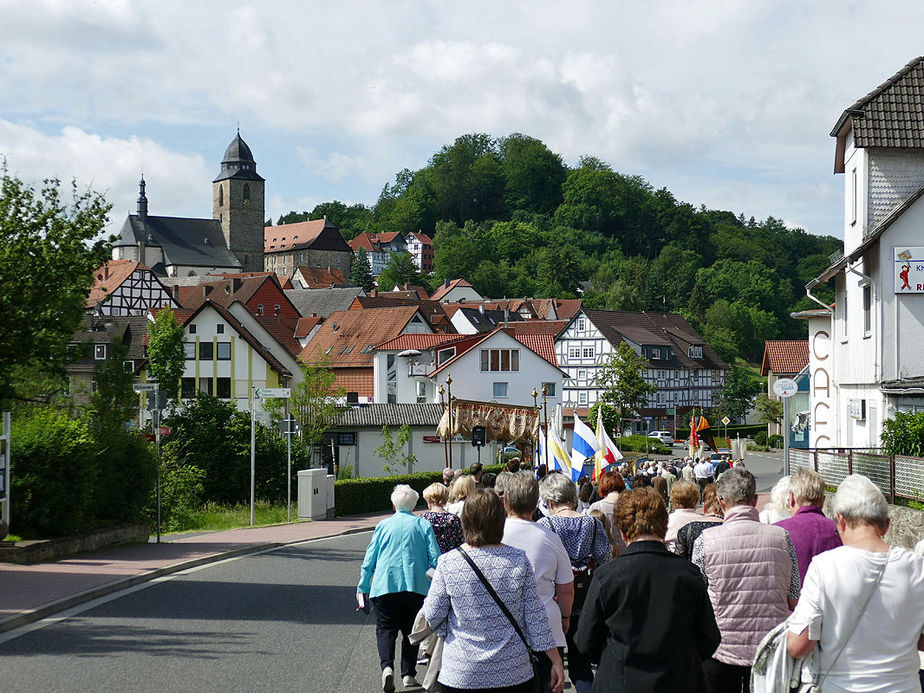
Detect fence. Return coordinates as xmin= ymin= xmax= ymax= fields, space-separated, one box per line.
xmin=787 ymin=448 xmax=924 ymax=504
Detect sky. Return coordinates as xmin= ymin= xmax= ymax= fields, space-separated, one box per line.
xmin=2 ymin=1 xmax=924 ymax=241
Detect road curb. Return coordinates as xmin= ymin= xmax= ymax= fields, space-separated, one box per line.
xmin=0 ymin=524 xmax=375 ymax=635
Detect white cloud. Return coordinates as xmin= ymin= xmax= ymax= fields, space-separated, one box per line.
xmin=0 ymin=120 xmax=211 ymax=234
xmin=296 ymin=146 xmax=370 ymax=182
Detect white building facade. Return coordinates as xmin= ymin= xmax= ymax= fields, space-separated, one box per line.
xmin=807 ymin=57 xmax=924 ymax=448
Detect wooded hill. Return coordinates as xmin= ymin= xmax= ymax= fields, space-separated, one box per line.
xmin=269 ymin=133 xmax=840 ymax=364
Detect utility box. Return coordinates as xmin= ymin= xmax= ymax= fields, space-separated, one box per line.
xmin=298 ymin=469 xmax=336 ymax=520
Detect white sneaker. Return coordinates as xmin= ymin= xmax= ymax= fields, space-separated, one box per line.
xmin=382 ymin=666 xmax=395 ymax=693
xmin=402 ymin=675 xmax=419 ymax=688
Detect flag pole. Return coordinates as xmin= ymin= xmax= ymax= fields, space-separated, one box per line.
xmin=542 ymin=385 xmax=549 ymax=471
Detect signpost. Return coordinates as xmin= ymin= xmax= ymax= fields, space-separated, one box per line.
xmin=721 ymin=416 xmax=730 ymax=445
xmin=1 ymin=412 xmax=10 ymax=531
xmin=773 ymin=378 xmax=799 ymax=475
xmin=278 ymin=414 xmax=301 ymax=522
xmin=251 ymin=387 xmax=291 ymax=525
xmin=471 ymin=425 xmax=486 ymax=466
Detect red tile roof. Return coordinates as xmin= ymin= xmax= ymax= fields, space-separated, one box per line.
xmin=348 ymin=231 xmax=404 ymax=253
xmin=298 ymin=306 xmax=423 ymax=366
xmin=761 ymin=340 xmax=809 ymax=376
xmin=408 ymin=231 xmax=433 ymax=245
xmin=295 ymin=316 xmax=322 ymax=338
xmin=375 ymin=334 xmax=470 ymax=351
xmin=253 ymin=316 xmax=302 ymax=358
xmin=87 ymin=260 xmax=148 ymax=307
xmin=264 ymin=220 xmax=329 ymax=251
xmin=510 ymin=333 xmax=558 ymax=366
xmin=504 ymin=320 xmax=569 ymax=337
xmin=295 ymin=266 xmax=347 ymax=288
xmin=430 ymin=278 xmax=474 ymax=302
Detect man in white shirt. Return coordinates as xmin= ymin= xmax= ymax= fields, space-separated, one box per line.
xmin=694 ymin=457 xmax=714 ymax=494
xmin=502 ymin=471 xmax=574 ymax=693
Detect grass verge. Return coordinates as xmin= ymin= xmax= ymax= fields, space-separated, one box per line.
xmin=167 ymin=501 xmax=297 ymax=534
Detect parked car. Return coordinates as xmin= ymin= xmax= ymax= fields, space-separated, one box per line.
xmin=648 ymin=431 xmax=674 ymax=446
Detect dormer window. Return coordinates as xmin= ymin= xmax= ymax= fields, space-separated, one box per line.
xmin=688 ymin=345 xmax=703 ymax=359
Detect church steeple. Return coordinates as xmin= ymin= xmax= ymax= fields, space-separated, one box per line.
xmin=136 ymin=175 xmax=148 ymax=219
xmin=213 ymin=130 xmax=265 ymax=273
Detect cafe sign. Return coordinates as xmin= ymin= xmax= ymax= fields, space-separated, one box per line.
xmin=894 ymin=247 xmax=924 ymax=293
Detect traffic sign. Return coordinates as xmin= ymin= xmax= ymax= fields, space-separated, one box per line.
xmin=278 ymin=415 xmax=301 ymax=436
xmin=255 ymin=387 xmax=291 ymax=399
xmin=772 ymin=378 xmax=798 ymax=398
xmin=133 ymin=383 xmax=156 ymax=392
xmin=159 ymin=426 xmax=172 ymax=436
xmin=721 ymin=416 xmax=730 ymax=426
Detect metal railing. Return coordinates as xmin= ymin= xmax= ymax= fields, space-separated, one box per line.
xmin=786 ymin=448 xmax=924 ymax=504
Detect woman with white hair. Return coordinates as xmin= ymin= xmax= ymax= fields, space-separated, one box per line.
xmin=758 ymin=475 xmax=792 ymax=524
xmin=787 ymin=474 xmax=924 ymax=693
xmin=358 ymin=485 xmax=441 ymax=693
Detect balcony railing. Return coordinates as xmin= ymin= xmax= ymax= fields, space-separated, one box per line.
xmin=408 ymin=364 xmax=430 ymax=377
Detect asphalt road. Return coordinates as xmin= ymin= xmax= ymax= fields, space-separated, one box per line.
xmin=0 ymin=533 xmax=399 ymax=693
xmin=654 ymin=446 xmax=785 ymax=494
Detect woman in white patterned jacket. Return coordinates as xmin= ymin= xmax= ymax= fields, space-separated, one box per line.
xmin=423 ymin=489 xmax=565 ymax=693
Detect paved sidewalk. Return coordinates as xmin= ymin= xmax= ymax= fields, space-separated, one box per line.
xmin=0 ymin=512 xmax=388 ymax=634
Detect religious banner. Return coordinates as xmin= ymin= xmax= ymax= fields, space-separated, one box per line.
xmin=437 ymin=398 xmax=540 ymax=443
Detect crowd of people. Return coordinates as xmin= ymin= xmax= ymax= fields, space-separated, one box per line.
xmin=357 ymin=459 xmax=924 ymax=693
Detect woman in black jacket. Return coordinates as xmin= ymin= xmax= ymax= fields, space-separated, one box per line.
xmin=574 ymin=487 xmax=720 ymax=692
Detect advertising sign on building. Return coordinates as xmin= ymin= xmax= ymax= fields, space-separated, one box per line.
xmin=894 ymin=247 xmax=924 ymax=293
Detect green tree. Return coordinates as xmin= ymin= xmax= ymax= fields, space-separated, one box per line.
xmin=587 ymin=401 xmax=620 ymax=438
xmin=595 ymin=342 xmax=655 ymax=434
xmin=89 ymin=339 xmax=137 ymax=427
xmin=880 ymin=411 xmax=924 ymax=457
xmin=712 ymin=365 xmax=762 ymax=421
xmin=754 ymin=392 xmax=783 ymax=428
xmin=290 ymin=356 xmax=345 ymax=466
xmin=350 ymin=247 xmax=375 ymax=292
xmin=498 ymin=133 xmax=566 ymax=214
xmin=146 ymin=307 xmax=186 ymax=401
xmin=375 ymin=424 xmax=418 ymax=474
xmin=0 ymin=170 xmax=111 ymax=402
xmin=377 ymin=251 xmax=420 ymax=291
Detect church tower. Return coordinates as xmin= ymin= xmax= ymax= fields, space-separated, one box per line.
xmin=213 ymin=131 xmax=265 ymax=273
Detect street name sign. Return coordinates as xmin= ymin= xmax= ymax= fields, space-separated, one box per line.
xmin=254 ymin=387 xmax=291 ymax=399
xmin=133 ymin=383 xmax=157 ymax=392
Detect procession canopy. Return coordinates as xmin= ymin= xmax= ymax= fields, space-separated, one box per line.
xmin=437 ymin=398 xmax=540 ymax=443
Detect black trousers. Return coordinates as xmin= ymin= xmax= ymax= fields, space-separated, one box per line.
xmin=372 ymin=591 xmax=425 ymax=678
xmin=703 ymin=657 xmax=750 ymax=693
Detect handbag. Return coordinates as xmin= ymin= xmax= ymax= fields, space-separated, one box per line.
xmin=457 ymin=547 xmax=543 ymax=693
xmin=808 ymin=550 xmax=889 ymax=692
xmin=548 ymin=516 xmax=597 ymax=611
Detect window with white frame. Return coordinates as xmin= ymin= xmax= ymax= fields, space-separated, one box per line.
xmin=416 ymin=381 xmax=427 ymax=403
xmin=577 ymin=368 xmax=587 ymax=380
xmin=863 ymin=285 xmax=871 ymax=336
xmin=493 ymin=382 xmax=508 ymax=398
xmin=688 ymin=345 xmax=702 ymax=359
xmin=184 ymin=342 xmax=196 ymax=360
xmin=94 ymin=344 xmax=107 ymax=360
xmin=542 ymin=382 xmax=556 ymax=397
xmin=578 ymin=391 xmax=587 ymax=404
xmin=568 ymin=346 xmax=581 ymax=359
xmin=578 ymin=318 xmax=586 ymax=331
xmin=480 ymin=349 xmax=519 ymax=372
xmin=582 ymin=346 xmax=594 ymax=358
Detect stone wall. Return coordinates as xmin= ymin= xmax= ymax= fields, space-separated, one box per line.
xmin=0 ymin=523 xmax=149 ymax=564
xmin=822 ymin=494 xmax=922 ymax=550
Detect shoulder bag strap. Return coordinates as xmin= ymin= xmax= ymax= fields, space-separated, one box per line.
xmin=456 ymin=547 xmax=531 ymax=652
xmin=816 ymin=550 xmax=888 ymax=686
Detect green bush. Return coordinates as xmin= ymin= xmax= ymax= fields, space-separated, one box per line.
xmin=163 ymin=395 xmax=311 ymax=506
xmin=11 ymin=409 xmax=98 ymax=537
xmin=159 ymin=457 xmax=206 ymax=532
xmin=92 ymin=425 xmax=156 ymax=525
xmin=616 ymin=435 xmax=671 ymax=454
xmin=768 ymin=434 xmax=784 ymax=448
xmin=335 ymin=470 xmax=446 ymax=516
xmin=754 ymin=430 xmax=768 ymax=446
xmin=881 ymin=410 xmax=924 ymax=457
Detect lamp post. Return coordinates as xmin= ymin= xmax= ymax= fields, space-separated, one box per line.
xmin=542 ymin=384 xmax=549 ymax=470
xmin=446 ymin=375 xmax=454 ymax=470
xmin=532 ymin=388 xmax=539 ymax=469
xmin=439 ymin=384 xmax=448 ymax=468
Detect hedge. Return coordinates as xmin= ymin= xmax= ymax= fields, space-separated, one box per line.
xmin=334 ymin=463 xmax=507 ymax=516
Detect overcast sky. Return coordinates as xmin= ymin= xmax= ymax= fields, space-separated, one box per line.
xmin=2 ymin=1 xmax=923 ymax=240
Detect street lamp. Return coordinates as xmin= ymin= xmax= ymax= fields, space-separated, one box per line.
xmin=541 ymin=385 xmax=549 ymax=471
xmin=439 ymin=384 xmax=448 ymax=468
xmin=446 ymin=375 xmax=453 ymax=469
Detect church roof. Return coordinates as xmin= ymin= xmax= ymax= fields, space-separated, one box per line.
xmin=213 ymin=132 xmax=264 ymax=182
xmin=113 ymin=214 xmax=242 ymax=272
xmin=264 ymin=219 xmax=352 ymax=253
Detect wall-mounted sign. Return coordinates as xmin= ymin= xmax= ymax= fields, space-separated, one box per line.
xmin=894 ymin=247 xmax=924 ymax=293
xmin=773 ymin=378 xmax=799 ymax=398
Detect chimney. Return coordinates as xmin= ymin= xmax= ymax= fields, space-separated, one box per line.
xmin=172 ymin=284 xmax=180 ymax=299
xmin=479 ymin=304 xmax=485 ymax=314
xmin=504 ymin=307 xmax=509 ymax=327
xmin=232 ymin=277 xmax=242 ymax=292
xmin=444 ymin=278 xmax=450 ymax=289
xmin=204 ymin=285 xmax=213 ymax=296
xmin=103 ymin=263 xmax=110 ymax=280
